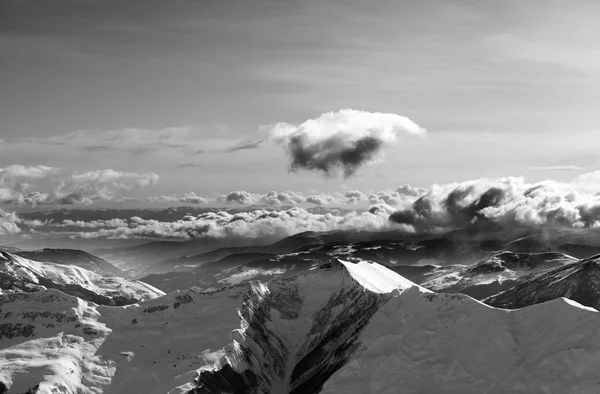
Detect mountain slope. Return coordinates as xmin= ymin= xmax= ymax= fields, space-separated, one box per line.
xmin=321 ymin=291 xmax=600 ymax=394
xmin=4 ymin=256 xmax=600 ymax=393
xmin=186 ymin=260 xmax=600 ymax=394
xmin=15 ymin=248 xmax=127 ymax=278
xmin=420 ymin=251 xmax=576 ymax=299
xmin=0 ymin=285 xmax=249 ymax=394
xmin=0 ymin=251 xmax=163 ymax=306
xmin=484 ymin=253 xmax=600 ymax=310
xmin=142 ymin=254 xmax=323 ymax=293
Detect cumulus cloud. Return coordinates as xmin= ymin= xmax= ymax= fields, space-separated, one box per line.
xmin=0 ymin=208 xmax=21 ymax=235
xmin=0 ymin=167 xmax=159 ymax=206
xmin=367 ymin=185 xmax=426 ymax=207
xmin=305 ymin=194 xmax=339 ymax=206
xmin=260 ymin=191 xmax=306 ymax=206
xmin=48 ymin=218 xmax=130 ymax=229
xmin=68 ymin=206 xmax=393 ymax=241
xmin=0 ymin=165 xmax=58 ymax=181
xmin=70 ymin=169 xmax=159 ymax=189
xmin=147 ymin=192 xmax=209 ymax=205
xmin=218 ymin=191 xmax=261 ymax=205
xmin=344 ymin=190 xmax=368 ymax=204
xmin=396 ymin=184 xmax=427 ymax=197
xmin=269 ymin=109 xmax=425 ymax=178
xmin=302 ymin=191 xmax=372 ymax=206
xmin=0 ymin=165 xmax=60 ymax=206
xmin=388 ymin=173 xmax=600 ymax=239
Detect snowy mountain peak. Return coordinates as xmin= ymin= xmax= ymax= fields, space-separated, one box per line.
xmin=189 ymin=260 xmax=428 ymax=394
xmin=339 ymin=259 xmax=431 ymax=294
xmin=186 ymin=258 xmax=600 ymax=394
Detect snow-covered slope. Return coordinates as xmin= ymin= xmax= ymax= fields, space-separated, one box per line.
xmin=187 ymin=259 xmax=600 ymax=394
xmin=321 ymin=292 xmax=600 ymax=394
xmin=484 ymin=253 xmax=600 ymax=310
xmin=420 ymin=251 xmax=576 ymax=299
xmin=0 ymin=250 xmax=164 ymax=305
xmin=0 ymin=285 xmax=248 ymax=394
xmin=0 ymin=290 xmax=111 ymax=394
xmin=5 ymin=255 xmax=600 ymax=394
xmin=15 ymin=248 xmax=127 ymax=278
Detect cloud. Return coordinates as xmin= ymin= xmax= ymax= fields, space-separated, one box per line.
xmin=260 ymin=191 xmax=306 ymax=206
xmin=70 ymin=169 xmax=159 ymax=189
xmin=0 ymin=167 xmax=159 ymax=206
xmin=526 ymin=165 xmax=585 ymax=171
xmin=396 ymin=184 xmax=427 ymax=197
xmin=218 ymin=191 xmax=261 ymax=205
xmin=344 ymin=190 xmax=368 ymax=204
xmin=67 ymin=206 xmax=393 ymax=241
xmin=367 ymin=185 xmax=426 ymax=206
xmin=42 ymin=170 xmax=158 ymax=205
xmin=50 ymin=219 xmax=130 ymax=229
xmin=225 ymin=140 xmax=264 ymax=153
xmin=305 ymin=194 xmax=339 ymax=206
xmin=269 ymin=109 xmax=425 ymax=178
xmin=0 ymin=165 xmax=58 ymax=181
xmin=26 ymin=127 xmax=195 ymax=151
xmin=175 ymin=161 xmax=207 ymax=168
xmin=368 ymin=204 xmax=396 ymax=215
xmin=0 ymin=165 xmax=61 ymax=206
xmin=388 ymin=173 xmax=600 ymax=239
xmin=573 ymin=170 xmax=600 ymax=184
xmin=15 ymin=126 xmax=251 ymax=158
xmin=0 ymin=208 xmax=21 ymax=235
xmin=147 ymin=192 xmax=209 ymax=205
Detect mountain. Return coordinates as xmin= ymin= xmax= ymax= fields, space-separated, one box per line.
xmin=0 ymin=246 xmax=21 ymax=254
xmin=93 ymin=230 xmax=600 ymax=280
xmin=484 ymin=253 xmax=600 ymax=310
xmin=95 ymin=237 xmax=267 ymax=277
xmin=142 ymin=237 xmax=577 ymax=297
xmin=141 ymin=253 xmax=322 ymax=293
xmin=186 ymin=259 xmax=600 ymax=394
xmin=0 ymin=251 xmax=163 ymax=306
xmin=14 ymin=248 xmax=127 ymax=278
xmin=420 ymin=251 xmax=577 ymax=299
xmin=4 ymin=258 xmax=600 ymax=393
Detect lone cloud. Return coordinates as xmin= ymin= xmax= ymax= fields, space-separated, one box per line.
xmin=269 ymin=109 xmax=425 ymax=178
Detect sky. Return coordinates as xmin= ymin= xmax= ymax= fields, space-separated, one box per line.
xmin=1 ymin=0 xmax=600 ymax=207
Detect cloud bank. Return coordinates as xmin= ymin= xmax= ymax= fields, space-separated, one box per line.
xmin=0 ymin=165 xmax=58 ymax=181
xmin=0 ymin=166 xmax=159 ymax=206
xmin=389 ymin=173 xmax=600 ymax=239
xmin=6 ymin=172 xmax=600 ymax=246
xmin=270 ymin=109 xmax=425 ymax=178
xmin=147 ymin=192 xmax=209 ymax=205
xmin=0 ymin=164 xmax=423 ymax=209
xmin=64 ymin=207 xmax=392 ymax=241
